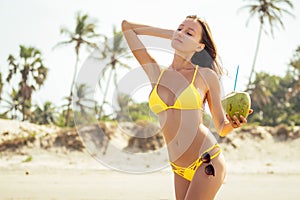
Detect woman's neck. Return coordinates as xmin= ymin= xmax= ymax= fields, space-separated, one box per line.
xmin=170 ymin=53 xmax=195 ymax=70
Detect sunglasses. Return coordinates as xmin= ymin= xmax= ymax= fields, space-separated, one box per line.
xmin=201 ymin=152 xmax=215 ymax=176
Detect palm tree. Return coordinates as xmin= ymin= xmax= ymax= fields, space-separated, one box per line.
xmin=55 ymin=12 xmax=100 ymax=126
xmin=239 ymin=0 xmax=294 ymax=88
xmin=6 ymin=45 xmax=48 ymax=121
xmin=286 ymin=46 xmax=300 ymax=99
xmin=248 ymin=72 xmax=279 ymax=108
xmin=30 ymin=101 xmax=57 ymax=125
xmin=1 ymin=89 xmax=21 ymax=120
xmin=71 ymin=83 xmax=98 ymax=125
xmin=247 ymin=72 xmax=283 ymax=125
xmin=115 ymin=92 xmax=132 ymax=121
xmin=74 ymin=83 xmax=96 ymax=115
xmin=98 ymin=26 xmax=132 ymax=119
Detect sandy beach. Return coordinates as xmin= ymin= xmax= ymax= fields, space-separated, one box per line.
xmin=1 ymin=119 xmax=300 ymax=199
xmin=1 ymin=152 xmax=300 ymax=200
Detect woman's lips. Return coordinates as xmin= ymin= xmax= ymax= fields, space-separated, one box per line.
xmin=174 ymin=38 xmax=183 ymax=43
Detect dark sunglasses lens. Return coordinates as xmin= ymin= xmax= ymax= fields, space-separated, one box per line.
xmin=201 ymin=152 xmax=211 ymax=163
xmin=205 ymin=164 xmax=215 ymax=176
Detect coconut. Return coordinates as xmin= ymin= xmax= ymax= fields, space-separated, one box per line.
xmin=221 ymin=91 xmax=251 ymax=121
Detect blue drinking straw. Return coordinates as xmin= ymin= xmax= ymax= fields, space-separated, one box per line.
xmin=233 ymin=65 xmax=239 ymax=91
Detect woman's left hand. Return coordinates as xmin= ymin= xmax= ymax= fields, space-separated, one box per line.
xmin=226 ymin=109 xmax=254 ymax=128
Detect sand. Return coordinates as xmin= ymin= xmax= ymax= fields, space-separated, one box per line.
xmin=1 ymin=169 xmax=300 ymax=200
xmin=1 ymin=149 xmax=300 ymax=200
xmin=1 ymin=119 xmax=300 ymax=199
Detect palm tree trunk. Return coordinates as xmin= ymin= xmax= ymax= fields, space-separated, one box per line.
xmin=21 ymin=100 xmax=25 ymax=121
xmin=65 ymin=54 xmax=80 ymax=126
xmin=247 ymin=22 xmax=263 ymax=88
xmin=98 ymin=66 xmax=114 ymax=120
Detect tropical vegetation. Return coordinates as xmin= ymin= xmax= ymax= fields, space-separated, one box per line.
xmin=55 ymin=12 xmax=100 ymax=126
xmin=239 ymin=0 xmax=294 ymax=88
xmin=0 ymin=8 xmax=299 ymax=128
xmin=4 ymin=45 xmax=48 ymax=121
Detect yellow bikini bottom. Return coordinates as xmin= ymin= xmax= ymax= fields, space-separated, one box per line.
xmin=170 ymin=143 xmax=221 ymax=181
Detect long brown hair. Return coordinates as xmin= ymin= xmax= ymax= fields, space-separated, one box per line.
xmin=187 ymin=15 xmax=224 ymax=75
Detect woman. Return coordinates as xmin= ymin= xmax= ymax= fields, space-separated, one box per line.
xmin=122 ymin=15 xmax=253 ymax=200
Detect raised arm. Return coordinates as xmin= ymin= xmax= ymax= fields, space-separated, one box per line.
xmin=121 ymin=20 xmax=174 ymax=85
xmin=122 ymin=21 xmax=174 ymax=38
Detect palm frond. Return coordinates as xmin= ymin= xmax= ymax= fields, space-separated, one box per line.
xmin=52 ymin=40 xmax=73 ymax=50
xmin=241 ymin=0 xmax=294 ymax=35
xmin=60 ymin=27 xmax=73 ymax=35
xmin=117 ymin=61 xmax=132 ymax=69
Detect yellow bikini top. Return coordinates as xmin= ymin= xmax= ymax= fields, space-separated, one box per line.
xmin=149 ymin=65 xmax=203 ymax=114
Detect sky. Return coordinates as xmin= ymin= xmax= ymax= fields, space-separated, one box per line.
xmin=0 ymin=0 xmax=300 ymax=110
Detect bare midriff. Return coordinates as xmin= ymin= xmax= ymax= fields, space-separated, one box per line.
xmin=158 ymin=109 xmax=218 ymax=167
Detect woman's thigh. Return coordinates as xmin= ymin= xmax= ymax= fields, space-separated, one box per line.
xmin=174 ymin=173 xmax=190 ymax=200
xmin=184 ymin=154 xmax=226 ymax=200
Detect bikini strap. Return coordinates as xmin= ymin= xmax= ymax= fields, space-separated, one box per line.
xmin=155 ymin=69 xmax=166 ymax=86
xmin=191 ymin=65 xmax=198 ymax=83
xmin=204 ymin=143 xmax=220 ymax=153
xmin=205 ymin=143 xmax=221 ymax=160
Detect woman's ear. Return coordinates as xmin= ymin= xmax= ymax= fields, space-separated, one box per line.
xmin=196 ymin=43 xmax=205 ymax=52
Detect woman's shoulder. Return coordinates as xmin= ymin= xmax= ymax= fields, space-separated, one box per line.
xmin=198 ymin=67 xmax=219 ymax=82
xmin=197 ymin=67 xmax=222 ymax=93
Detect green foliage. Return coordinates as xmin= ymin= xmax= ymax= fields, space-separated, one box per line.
xmin=128 ymin=102 xmax=154 ymax=122
xmin=1 ymin=89 xmax=20 ymax=119
xmin=247 ymin=45 xmax=300 ymax=126
xmin=55 ymin=109 xmax=98 ymax=128
xmin=56 ymin=109 xmax=75 ymax=127
xmin=202 ymin=112 xmax=214 ymax=128
xmin=240 ymin=0 xmax=294 ymax=36
xmin=57 ymin=83 xmax=99 ymax=126
xmin=30 ymin=101 xmax=57 ymax=125
xmin=5 ymin=45 xmax=48 ymax=121
xmin=115 ymin=92 xmax=155 ymax=122
xmin=1 ymin=11 xmax=298 ymax=129
xmin=97 ymin=26 xmax=131 ymax=120
xmin=240 ymin=0 xmax=294 ymax=87
xmin=74 ymin=83 xmax=97 ymax=116
xmin=55 ymin=12 xmax=100 ymax=126
xmin=249 ymin=73 xmax=300 ymax=126
xmin=73 ymin=110 xmax=98 ymax=126
xmin=22 ymin=155 xmax=33 ymax=163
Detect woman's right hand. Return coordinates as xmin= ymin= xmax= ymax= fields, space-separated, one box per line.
xmin=226 ymin=109 xmax=253 ymax=128
xmin=122 ymin=20 xmax=174 ymax=40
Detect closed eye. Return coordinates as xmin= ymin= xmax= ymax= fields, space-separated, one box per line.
xmin=177 ymin=27 xmax=193 ymax=36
